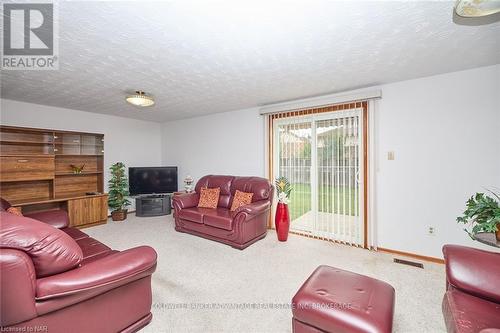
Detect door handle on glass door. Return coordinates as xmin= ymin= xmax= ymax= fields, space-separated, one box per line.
xmin=355 ymin=171 xmax=361 ymax=184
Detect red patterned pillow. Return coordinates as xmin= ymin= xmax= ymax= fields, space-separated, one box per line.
xmin=230 ymin=190 xmax=254 ymax=211
xmin=7 ymin=206 xmax=23 ymax=216
xmin=198 ymin=187 xmax=220 ymax=209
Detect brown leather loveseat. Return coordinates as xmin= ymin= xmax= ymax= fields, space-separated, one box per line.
xmin=0 ymin=208 xmax=157 ymax=332
xmin=173 ymin=175 xmax=273 ymax=249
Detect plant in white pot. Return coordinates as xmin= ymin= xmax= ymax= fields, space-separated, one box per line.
xmin=108 ymin=162 xmax=131 ymax=221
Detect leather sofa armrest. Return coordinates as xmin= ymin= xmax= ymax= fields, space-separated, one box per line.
xmin=234 ymin=200 xmax=271 ymax=216
xmin=443 ymin=244 xmax=500 ymax=303
xmin=0 ymin=249 xmax=37 ymax=326
xmin=36 ymin=246 xmax=157 ymax=300
xmin=172 ymin=193 xmax=199 ymax=209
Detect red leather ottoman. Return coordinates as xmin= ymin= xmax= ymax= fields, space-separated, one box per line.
xmin=292 ymin=265 xmax=395 ymax=333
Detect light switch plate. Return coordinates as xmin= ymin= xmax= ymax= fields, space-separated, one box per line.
xmin=388 ymin=151 xmax=395 ymax=160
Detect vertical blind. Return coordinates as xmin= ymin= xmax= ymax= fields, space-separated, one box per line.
xmin=268 ymin=101 xmax=368 ymax=248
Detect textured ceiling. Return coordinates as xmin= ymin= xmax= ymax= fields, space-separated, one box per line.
xmin=1 ymin=1 xmax=499 ymax=122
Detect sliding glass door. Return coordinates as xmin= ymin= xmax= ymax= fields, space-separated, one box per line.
xmin=275 ymin=119 xmax=313 ymax=233
xmin=273 ymin=109 xmax=364 ymax=245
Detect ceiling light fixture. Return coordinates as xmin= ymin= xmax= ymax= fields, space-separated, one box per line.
xmin=126 ymin=91 xmax=155 ymax=107
xmin=455 ymin=0 xmax=500 ymax=17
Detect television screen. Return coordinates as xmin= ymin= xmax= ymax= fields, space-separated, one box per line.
xmin=129 ymin=167 xmax=178 ymax=195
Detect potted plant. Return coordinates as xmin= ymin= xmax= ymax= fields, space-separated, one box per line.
xmin=275 ymin=176 xmax=292 ymax=241
xmin=108 ymin=162 xmax=131 ymax=221
xmin=457 ymin=190 xmax=500 ymax=241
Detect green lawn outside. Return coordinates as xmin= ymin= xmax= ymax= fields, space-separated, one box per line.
xmin=289 ymin=183 xmax=358 ymax=220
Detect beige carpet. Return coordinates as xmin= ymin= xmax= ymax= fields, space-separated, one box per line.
xmin=85 ymin=214 xmax=446 ymax=333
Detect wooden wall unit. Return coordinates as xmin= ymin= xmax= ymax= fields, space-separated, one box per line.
xmin=0 ymin=125 xmax=107 ymax=228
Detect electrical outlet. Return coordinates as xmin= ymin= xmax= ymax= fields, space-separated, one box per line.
xmin=427 ymin=226 xmax=436 ymax=236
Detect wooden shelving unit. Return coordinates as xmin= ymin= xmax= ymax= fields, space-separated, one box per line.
xmin=0 ymin=125 xmax=108 ymax=228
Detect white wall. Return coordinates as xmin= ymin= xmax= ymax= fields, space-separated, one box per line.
xmin=374 ymin=64 xmax=500 ymax=257
xmin=0 ymin=99 xmax=163 ymax=210
xmin=161 ymin=65 xmax=500 ymax=258
xmin=161 ymin=107 xmax=265 ymax=185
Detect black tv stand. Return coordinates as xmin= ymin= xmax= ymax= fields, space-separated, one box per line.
xmin=135 ymin=194 xmax=171 ymax=217
xmin=144 ymin=194 xmax=169 ymax=198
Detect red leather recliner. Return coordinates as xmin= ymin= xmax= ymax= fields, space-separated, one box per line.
xmin=442 ymin=244 xmax=500 ymax=333
xmin=173 ymin=175 xmax=274 ymax=249
xmin=0 ymin=207 xmax=157 ymax=333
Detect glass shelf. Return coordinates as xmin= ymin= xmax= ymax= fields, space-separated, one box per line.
xmin=0 ymin=128 xmax=55 ymax=155
xmin=54 ymin=132 xmax=104 ymax=156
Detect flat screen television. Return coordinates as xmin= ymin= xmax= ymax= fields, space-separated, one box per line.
xmin=129 ymin=167 xmax=178 ymax=195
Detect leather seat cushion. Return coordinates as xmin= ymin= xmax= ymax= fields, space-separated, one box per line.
xmin=62 ymin=227 xmax=89 ymax=241
xmin=0 ymin=212 xmax=83 ymax=278
xmin=203 ymin=209 xmax=234 ymax=231
xmin=443 ymin=289 xmax=500 ymax=333
xmin=292 ymin=265 xmax=395 ymax=333
xmin=76 ymin=237 xmax=112 ymax=260
xmin=25 ymin=209 xmax=70 ymax=229
xmin=178 ymin=207 xmax=205 ymax=224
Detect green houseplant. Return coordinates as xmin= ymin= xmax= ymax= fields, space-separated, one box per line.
xmin=108 ymin=162 xmax=131 ymax=221
xmin=456 ymin=190 xmax=500 ymax=241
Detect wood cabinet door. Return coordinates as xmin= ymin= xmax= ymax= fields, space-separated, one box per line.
xmin=87 ymin=196 xmax=108 ymax=222
xmin=68 ymin=196 xmax=108 ymax=227
xmin=68 ymin=198 xmax=86 ymax=227
xmin=0 ymin=156 xmax=54 ymax=181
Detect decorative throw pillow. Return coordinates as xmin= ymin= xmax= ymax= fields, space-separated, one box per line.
xmin=230 ymin=190 xmax=254 ymax=211
xmin=6 ymin=206 xmax=23 ymax=216
xmin=198 ymin=187 xmax=220 ymax=209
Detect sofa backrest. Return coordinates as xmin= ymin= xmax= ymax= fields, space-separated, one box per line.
xmin=0 ymin=197 xmax=11 ymax=211
xmin=0 ymin=212 xmax=83 ymax=278
xmin=195 ymin=175 xmax=273 ymax=209
xmin=231 ymin=177 xmax=273 ymax=202
xmin=195 ymin=175 xmax=235 ymax=208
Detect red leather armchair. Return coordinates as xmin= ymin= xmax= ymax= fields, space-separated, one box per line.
xmin=442 ymin=245 xmax=500 ymax=333
xmin=0 ymin=210 xmax=157 ymax=333
xmin=173 ymin=175 xmax=273 ymax=249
